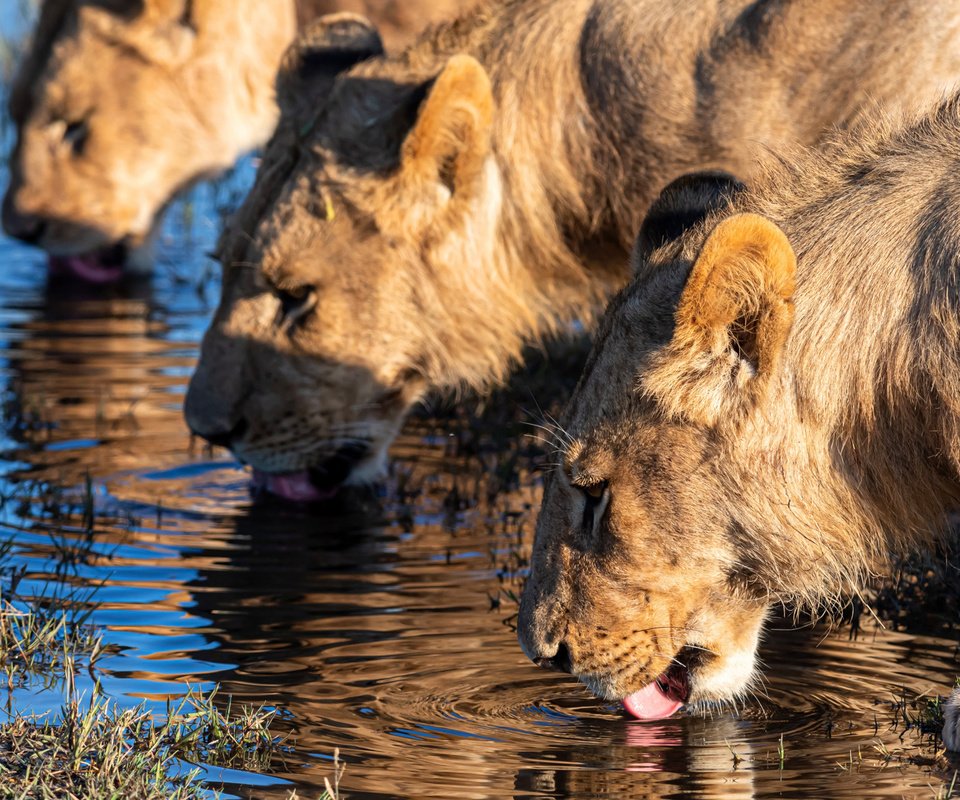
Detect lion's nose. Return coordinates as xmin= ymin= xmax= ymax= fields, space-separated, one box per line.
xmin=2 ymin=193 xmax=46 ymax=245
xmin=192 ymin=418 xmax=248 ymax=450
xmin=534 ymin=641 xmax=573 ymax=674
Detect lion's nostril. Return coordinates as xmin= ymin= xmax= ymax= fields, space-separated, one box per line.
xmin=196 ymin=418 xmax=248 ymax=449
xmin=1 ymin=194 xmax=46 ymax=244
xmin=535 ymin=642 xmax=573 ymax=674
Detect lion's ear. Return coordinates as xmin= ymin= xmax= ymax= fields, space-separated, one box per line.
xmin=633 ymin=171 xmax=745 ymax=267
xmin=398 ymin=54 xmax=494 ymax=207
xmin=276 ymin=14 xmax=384 ymax=118
xmin=80 ymin=0 xmax=196 ymax=66
xmin=82 ymin=0 xmax=144 ymax=18
xmin=641 ymin=213 xmax=796 ymax=426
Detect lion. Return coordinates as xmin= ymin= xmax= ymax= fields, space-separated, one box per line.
xmin=1 ymin=0 xmax=467 ymax=282
xmin=516 ymin=95 xmax=960 ymax=751
xmin=185 ymin=0 xmax=960 ymax=502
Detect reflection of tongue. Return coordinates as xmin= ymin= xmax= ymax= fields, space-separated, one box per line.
xmin=252 ymin=469 xmax=339 ymax=504
xmin=622 ymin=681 xmax=684 ymax=721
xmin=49 ymin=254 xmax=124 ymax=284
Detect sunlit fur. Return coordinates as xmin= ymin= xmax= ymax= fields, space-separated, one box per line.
xmin=187 ymin=0 xmax=960 ymax=483
xmin=3 ymin=0 xmax=467 ymax=269
xmin=4 ymin=0 xmax=295 ymax=267
xmin=520 ymin=96 xmax=960 ymax=747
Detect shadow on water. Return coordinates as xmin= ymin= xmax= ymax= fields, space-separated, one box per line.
xmin=1 ymin=7 xmax=959 ymax=800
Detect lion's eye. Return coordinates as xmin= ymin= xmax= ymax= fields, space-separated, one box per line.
xmin=63 ymin=119 xmax=89 ymax=156
xmin=578 ymin=480 xmax=609 ymax=533
xmin=273 ymin=285 xmax=317 ymax=332
xmin=582 ymin=480 xmax=608 ymax=500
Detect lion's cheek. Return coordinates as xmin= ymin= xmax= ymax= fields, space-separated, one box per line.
xmin=684 ymin=598 xmax=768 ymax=704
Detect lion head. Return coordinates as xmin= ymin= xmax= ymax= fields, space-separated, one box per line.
xmin=517 ymin=172 xmax=884 ymax=720
xmin=184 ymin=10 xmax=553 ymax=502
xmin=2 ymin=0 xmax=294 ymax=281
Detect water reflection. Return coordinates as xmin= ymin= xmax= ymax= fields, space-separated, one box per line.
xmin=187 ymin=505 xmax=957 ymax=800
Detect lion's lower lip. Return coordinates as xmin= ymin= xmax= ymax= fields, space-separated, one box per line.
xmin=251 ymin=469 xmax=340 ymax=504
xmin=48 ymin=245 xmax=127 ymax=284
xmin=622 ymin=663 xmax=689 ymax=721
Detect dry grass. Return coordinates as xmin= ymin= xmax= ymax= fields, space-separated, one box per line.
xmin=933 ymin=772 xmax=957 ymax=799
xmin=0 ymin=600 xmax=102 ymax=692
xmin=0 ymin=686 xmax=284 ymax=800
xmin=0 ymin=500 xmax=104 ymax=691
xmin=287 ymin=750 xmax=344 ymax=799
xmin=0 ymin=483 xmax=312 ymax=799
xmin=0 ymin=584 xmax=103 ymax=692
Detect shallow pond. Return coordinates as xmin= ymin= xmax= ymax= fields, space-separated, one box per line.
xmin=1 ymin=9 xmax=959 ymax=800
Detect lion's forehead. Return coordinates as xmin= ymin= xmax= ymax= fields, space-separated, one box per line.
xmin=565 ymin=314 xmax=668 ymax=438
xmin=564 ymin=414 xmax=711 ymax=502
xmin=231 ymin=153 xmax=340 ymax=257
xmin=26 ymin=33 xmax=173 ymax=129
xmin=566 ymin=385 xmax=643 ymax=453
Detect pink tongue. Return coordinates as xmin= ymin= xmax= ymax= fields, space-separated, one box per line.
xmin=252 ymin=469 xmax=338 ymax=504
xmin=622 ymin=682 xmax=684 ymax=721
xmin=49 ymin=255 xmax=124 ymax=284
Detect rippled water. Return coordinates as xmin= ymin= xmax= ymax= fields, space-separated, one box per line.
xmin=2 ymin=9 xmax=960 ymax=800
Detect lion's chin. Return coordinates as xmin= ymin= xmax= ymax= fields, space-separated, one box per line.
xmin=251 ymin=469 xmax=340 ymax=504
xmin=622 ymin=663 xmax=690 ymax=721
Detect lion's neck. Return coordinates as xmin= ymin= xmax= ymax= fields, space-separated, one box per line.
xmin=720 ymin=105 xmax=960 ymax=603
xmin=726 ymin=392 xmax=958 ymax=609
xmin=722 ymin=407 xmax=918 ymax=606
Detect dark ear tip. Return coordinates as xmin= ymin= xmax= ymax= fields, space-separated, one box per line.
xmin=85 ymin=0 xmax=145 ymax=18
xmin=282 ymin=13 xmax=384 ymax=77
xmin=276 ymin=13 xmax=384 ymax=112
xmin=633 ymin=170 xmax=746 ymax=264
xmin=295 ymin=12 xmax=385 ymax=55
xmin=659 ymin=169 xmax=744 ymax=193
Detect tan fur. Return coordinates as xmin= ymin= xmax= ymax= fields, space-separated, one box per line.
xmin=3 ymin=0 xmax=296 ymax=268
xmin=2 ymin=0 xmax=468 ymax=269
xmin=187 ymin=0 xmax=960 ymax=491
xmin=644 ymin=213 xmax=796 ymax=426
xmin=519 ymin=96 xmax=960 ymax=749
xmin=400 ymin=54 xmax=493 ymax=214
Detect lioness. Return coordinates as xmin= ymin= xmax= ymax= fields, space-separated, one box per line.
xmin=186 ymin=0 xmax=960 ymax=502
xmin=1 ymin=0 xmax=466 ymax=281
xmin=516 ymin=97 xmax=960 ymax=750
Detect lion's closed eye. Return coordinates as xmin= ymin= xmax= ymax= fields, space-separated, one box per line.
xmin=272 ymin=283 xmax=317 ymax=333
xmin=576 ymin=479 xmax=610 ymax=534
xmin=582 ymin=480 xmax=607 ymax=500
